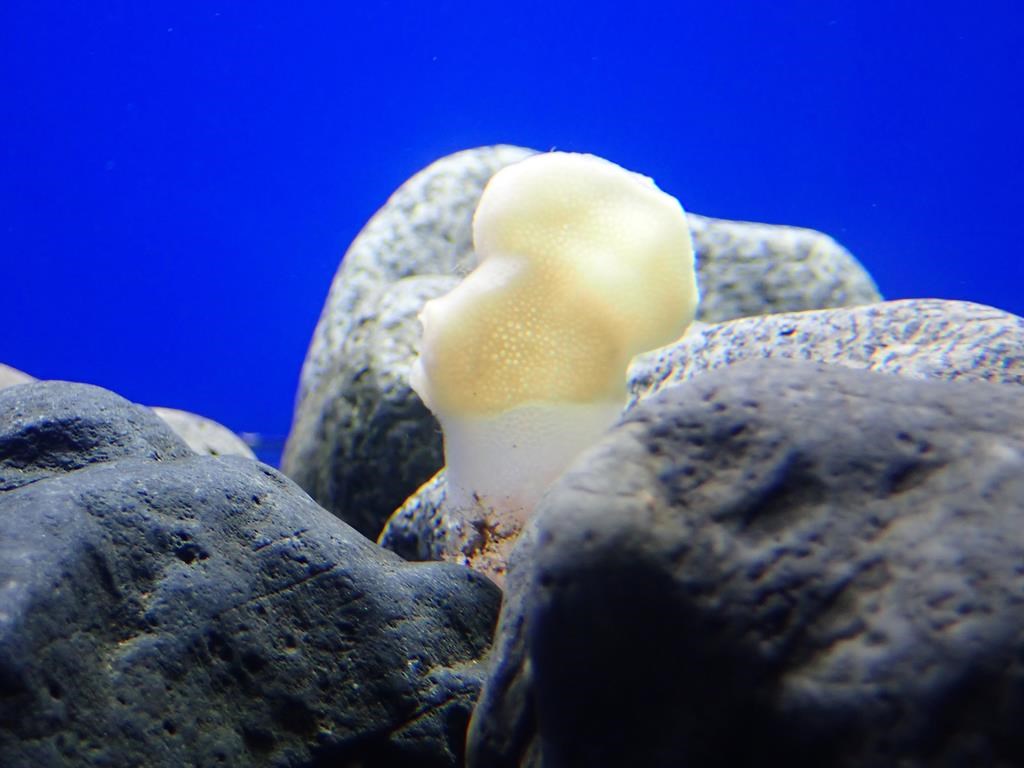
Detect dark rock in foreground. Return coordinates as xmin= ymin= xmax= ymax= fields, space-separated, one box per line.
xmin=0 ymin=382 xmax=501 ymax=767
xmin=469 ymin=359 xmax=1024 ymax=767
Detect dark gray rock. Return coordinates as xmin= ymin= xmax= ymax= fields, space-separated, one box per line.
xmin=0 ymin=369 xmax=257 ymax=459
xmin=0 ymin=382 xmax=501 ymax=767
xmin=378 ymin=469 xmax=450 ymax=561
xmin=285 ymin=274 xmax=459 ymax=538
xmin=468 ymin=358 xmax=1024 ymax=767
xmin=0 ymin=380 xmax=195 ymax=490
xmin=285 ymin=145 xmax=879 ymax=540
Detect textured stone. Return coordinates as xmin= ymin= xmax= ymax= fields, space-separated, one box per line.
xmin=468 ymin=359 xmax=1024 ymax=767
xmin=293 ymin=146 xmax=533 ymax=412
xmin=687 ymin=213 xmax=879 ymax=322
xmin=286 ymin=145 xmax=879 ymax=538
xmin=379 ymin=299 xmax=1024 ymax=566
xmin=0 ymin=381 xmax=501 ymax=767
xmin=379 ymin=470 xmax=449 ymax=562
xmin=151 ymin=406 xmax=256 ymax=460
xmin=285 ymin=274 xmax=460 ymax=538
xmin=630 ymin=298 xmax=1024 ymax=406
xmin=0 ymin=364 xmax=256 ymax=460
xmin=0 ymin=380 xmax=194 ymax=490
xmin=283 ymin=145 xmax=531 ymax=537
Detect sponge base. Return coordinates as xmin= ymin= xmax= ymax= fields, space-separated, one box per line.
xmin=439 ymin=399 xmax=624 ymax=528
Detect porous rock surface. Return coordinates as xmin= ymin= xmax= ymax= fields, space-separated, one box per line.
xmin=0 ymin=381 xmax=501 ymax=767
xmin=282 ymin=145 xmax=531 ymax=538
xmin=285 ymin=145 xmax=880 ymax=538
xmin=378 ymin=298 xmax=1024 ymax=563
xmin=0 ymin=364 xmax=255 ymax=460
xmin=467 ymin=358 xmax=1024 ymax=767
xmin=630 ymin=297 xmax=1024 ymax=405
xmin=687 ymin=212 xmax=880 ymax=321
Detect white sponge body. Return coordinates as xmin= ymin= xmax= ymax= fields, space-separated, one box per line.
xmin=412 ymin=151 xmax=697 ymax=416
xmin=438 ymin=399 xmax=625 ymax=525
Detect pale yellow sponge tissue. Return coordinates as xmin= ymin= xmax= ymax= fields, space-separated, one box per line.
xmin=410 ymin=151 xmax=698 ymax=544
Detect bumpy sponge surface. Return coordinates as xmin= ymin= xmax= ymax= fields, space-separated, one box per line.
xmin=411 ymin=151 xmax=698 ymax=417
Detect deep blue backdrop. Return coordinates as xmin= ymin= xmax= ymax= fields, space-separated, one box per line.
xmin=3 ymin=1 xmax=1022 ymax=447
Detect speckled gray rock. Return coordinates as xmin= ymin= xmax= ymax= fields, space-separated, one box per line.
xmin=378 ymin=299 xmax=1024 ymax=563
xmin=0 ymin=381 xmax=501 ymax=767
xmin=468 ymin=358 xmax=1024 ymax=767
xmin=630 ymin=298 xmax=1024 ymax=406
xmin=283 ymin=146 xmax=532 ymax=537
xmin=293 ymin=146 xmax=534 ymax=411
xmin=284 ymin=273 xmax=461 ymax=538
xmin=687 ymin=213 xmax=880 ymax=322
xmin=285 ymin=145 xmax=879 ymax=538
xmin=379 ymin=469 xmax=450 ymax=561
xmin=151 ymin=406 xmax=256 ymax=460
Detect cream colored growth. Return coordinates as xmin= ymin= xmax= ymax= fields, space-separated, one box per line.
xmin=411 ymin=151 xmax=698 ymax=525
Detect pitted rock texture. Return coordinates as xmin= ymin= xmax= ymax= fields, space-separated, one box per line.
xmin=630 ymin=298 xmax=1024 ymax=406
xmin=379 ymin=299 xmax=1024 ymax=566
xmin=687 ymin=212 xmax=879 ymax=322
xmin=0 ymin=365 xmax=255 ymax=459
xmin=467 ymin=358 xmax=1024 ymax=768
xmin=283 ymin=145 xmax=532 ymax=537
xmin=293 ymin=146 xmax=533 ymax=411
xmin=378 ymin=469 xmax=449 ymax=562
xmin=285 ymin=273 xmax=461 ymax=538
xmin=286 ymin=145 xmax=879 ymax=538
xmin=0 ymin=382 xmax=501 ymax=768
xmin=0 ymin=380 xmax=194 ymax=489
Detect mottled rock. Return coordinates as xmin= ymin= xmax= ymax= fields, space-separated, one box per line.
xmin=285 ymin=274 xmax=460 ymax=538
xmin=283 ymin=145 xmax=531 ymax=537
xmin=687 ymin=213 xmax=879 ymax=322
xmin=379 ymin=299 xmax=1024 ymax=566
xmin=151 ymin=406 xmax=256 ymax=460
xmin=294 ymin=147 xmax=533 ymax=411
xmin=630 ymin=298 xmax=1024 ymax=405
xmin=0 ymin=382 xmax=501 ymax=767
xmin=286 ymin=145 xmax=878 ymax=538
xmin=379 ymin=470 xmax=449 ymax=562
xmin=468 ymin=359 xmax=1024 ymax=767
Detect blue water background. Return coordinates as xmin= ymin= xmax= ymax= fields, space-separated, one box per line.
xmin=3 ymin=2 xmax=1022 ymax=465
